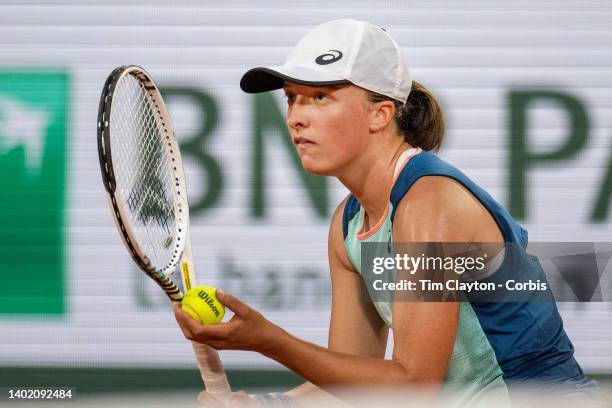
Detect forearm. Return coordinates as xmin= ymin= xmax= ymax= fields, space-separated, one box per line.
xmin=284 ymin=382 xmax=349 ymax=407
xmin=262 ymin=328 xmax=424 ymax=389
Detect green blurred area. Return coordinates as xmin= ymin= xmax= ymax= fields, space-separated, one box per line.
xmin=0 ymin=368 xmax=303 ymax=394
xmin=1 ymin=367 xmax=611 ymax=395
xmin=0 ymin=71 xmax=69 ymax=316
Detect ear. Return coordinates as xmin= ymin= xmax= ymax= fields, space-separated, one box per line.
xmin=369 ymin=100 xmax=396 ymax=133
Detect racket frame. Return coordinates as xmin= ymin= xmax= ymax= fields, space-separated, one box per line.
xmin=97 ymin=65 xmax=191 ymax=300
xmin=97 ymin=65 xmax=231 ymax=402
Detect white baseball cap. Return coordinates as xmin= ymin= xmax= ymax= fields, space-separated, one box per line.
xmin=240 ymin=19 xmax=411 ymax=103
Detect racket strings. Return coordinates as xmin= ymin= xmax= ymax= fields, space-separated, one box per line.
xmin=110 ymin=74 xmax=179 ymax=272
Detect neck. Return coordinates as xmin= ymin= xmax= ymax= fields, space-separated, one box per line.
xmin=337 ymin=140 xmax=411 ymax=223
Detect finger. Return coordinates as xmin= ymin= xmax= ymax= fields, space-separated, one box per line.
xmin=216 ymin=289 xmax=251 ymax=317
xmin=174 ymin=302 xmax=232 ymax=343
xmin=197 ymin=391 xmax=224 ymax=408
xmin=172 ymin=302 xmax=190 ymax=326
xmin=228 ymin=391 xmax=253 ymax=408
xmin=173 ymin=302 xmax=201 ymax=329
xmin=172 ymin=302 xmax=199 ymax=338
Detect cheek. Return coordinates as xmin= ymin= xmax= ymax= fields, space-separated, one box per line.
xmin=320 ymin=107 xmax=369 ymax=152
xmin=300 ymin=108 xmax=369 ymax=174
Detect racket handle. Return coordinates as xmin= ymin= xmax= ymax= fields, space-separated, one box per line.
xmin=191 ymin=341 xmax=232 ymax=403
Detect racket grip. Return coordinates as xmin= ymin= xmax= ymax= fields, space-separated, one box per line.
xmin=191 ymin=341 xmax=232 ymax=403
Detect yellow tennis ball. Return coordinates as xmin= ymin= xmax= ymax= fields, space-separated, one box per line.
xmin=181 ymin=286 xmax=225 ymax=324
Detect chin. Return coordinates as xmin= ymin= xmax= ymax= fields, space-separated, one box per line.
xmin=300 ymin=157 xmax=335 ymax=176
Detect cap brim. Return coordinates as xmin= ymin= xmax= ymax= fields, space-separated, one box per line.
xmin=240 ymin=66 xmax=350 ymax=93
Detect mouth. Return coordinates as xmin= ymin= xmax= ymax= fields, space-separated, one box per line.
xmin=293 ymin=136 xmax=316 ymax=149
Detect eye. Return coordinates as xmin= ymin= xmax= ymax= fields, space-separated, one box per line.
xmin=284 ymin=93 xmax=295 ymax=104
xmin=315 ymin=92 xmax=327 ymax=101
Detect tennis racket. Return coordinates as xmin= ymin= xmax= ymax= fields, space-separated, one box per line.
xmin=97 ymin=65 xmax=231 ymax=402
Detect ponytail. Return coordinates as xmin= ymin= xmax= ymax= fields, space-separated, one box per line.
xmin=366 ymin=81 xmax=445 ymax=152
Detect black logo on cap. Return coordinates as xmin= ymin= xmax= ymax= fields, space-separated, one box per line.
xmin=315 ymin=50 xmax=343 ymax=65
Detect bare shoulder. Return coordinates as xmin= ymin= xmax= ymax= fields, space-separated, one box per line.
xmin=393 ymin=176 xmax=494 ymax=242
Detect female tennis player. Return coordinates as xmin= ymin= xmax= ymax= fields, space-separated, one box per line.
xmin=173 ymin=19 xmax=601 ymax=407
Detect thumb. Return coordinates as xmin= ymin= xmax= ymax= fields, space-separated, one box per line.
xmin=216 ymin=289 xmax=250 ymax=317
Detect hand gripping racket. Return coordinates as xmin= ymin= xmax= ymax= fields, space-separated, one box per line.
xmin=97 ymin=65 xmax=231 ymax=402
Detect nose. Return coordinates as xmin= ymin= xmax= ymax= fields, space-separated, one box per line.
xmin=287 ymin=97 xmax=309 ymax=131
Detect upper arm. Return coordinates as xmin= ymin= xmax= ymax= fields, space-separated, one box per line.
xmin=388 ymin=177 xmax=480 ymax=383
xmin=327 ymin=197 xmax=389 ymax=358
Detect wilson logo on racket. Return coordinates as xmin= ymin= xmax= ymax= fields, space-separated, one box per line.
xmin=198 ymin=290 xmax=222 ymax=317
